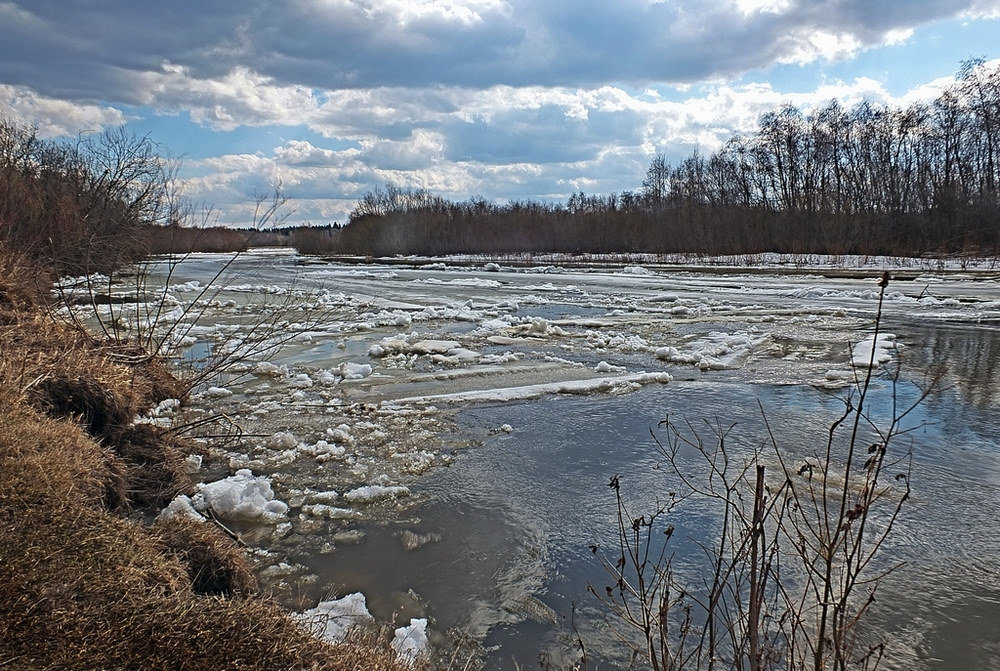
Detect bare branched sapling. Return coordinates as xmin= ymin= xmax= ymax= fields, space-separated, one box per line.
xmin=591 ymin=273 xmax=932 ymax=671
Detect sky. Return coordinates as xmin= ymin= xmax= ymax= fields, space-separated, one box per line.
xmin=1 ymin=0 xmax=999 ymax=228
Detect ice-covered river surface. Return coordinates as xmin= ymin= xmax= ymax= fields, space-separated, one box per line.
xmin=108 ymin=250 xmax=1000 ymax=669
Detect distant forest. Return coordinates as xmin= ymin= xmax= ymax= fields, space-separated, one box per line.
xmin=3 ymin=60 xmax=999 ymax=268
xmin=329 ymin=59 xmax=1000 ymax=258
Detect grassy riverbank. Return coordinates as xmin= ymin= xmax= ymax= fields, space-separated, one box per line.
xmin=0 ymin=249 xmax=409 ymax=670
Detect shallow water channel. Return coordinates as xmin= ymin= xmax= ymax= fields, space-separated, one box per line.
xmin=93 ymin=250 xmax=1000 ymax=669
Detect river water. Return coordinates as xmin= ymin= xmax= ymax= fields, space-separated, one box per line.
xmin=90 ymin=250 xmax=1000 ymax=669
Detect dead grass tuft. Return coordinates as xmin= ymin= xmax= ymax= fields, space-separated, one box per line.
xmin=0 ymin=393 xmax=125 ymax=510
xmin=114 ymin=423 xmax=192 ymax=509
xmin=153 ymin=517 xmax=258 ymax=597
xmin=0 ymin=500 xmax=412 ymax=669
xmin=31 ymin=372 xmax=133 ymax=443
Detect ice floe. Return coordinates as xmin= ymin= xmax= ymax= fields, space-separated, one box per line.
xmin=851 ymin=333 xmax=898 ymax=369
xmin=655 ymin=331 xmax=768 ymax=370
xmin=192 ymin=469 xmax=289 ymax=523
xmin=297 ymin=593 xmax=374 ymax=643
xmin=392 ymin=372 xmax=671 ymax=405
xmin=392 ymin=618 xmax=430 ymax=665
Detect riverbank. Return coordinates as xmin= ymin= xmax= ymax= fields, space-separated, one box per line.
xmin=0 ymin=250 xmax=410 ymax=670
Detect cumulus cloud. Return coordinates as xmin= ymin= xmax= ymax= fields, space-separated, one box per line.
xmin=162 ymin=73 xmax=942 ymax=226
xmin=0 ymin=84 xmax=128 ymax=137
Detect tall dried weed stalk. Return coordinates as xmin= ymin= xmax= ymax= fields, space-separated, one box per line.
xmin=590 ymin=273 xmax=931 ymax=671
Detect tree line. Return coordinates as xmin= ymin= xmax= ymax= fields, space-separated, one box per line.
xmin=333 ymin=59 xmax=1000 ymax=257
xmin=4 ymin=59 xmax=997 ymax=265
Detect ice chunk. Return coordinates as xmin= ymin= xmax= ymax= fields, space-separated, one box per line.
xmin=343 ymin=485 xmax=411 ymax=503
xmin=326 ymin=424 xmax=355 ymax=446
xmin=308 ymin=490 xmax=341 ymax=504
xmin=338 ymin=361 xmax=373 ymax=380
xmin=392 ymin=618 xmax=429 ymax=665
xmin=654 ymin=331 xmax=766 ymax=370
xmin=302 ymin=504 xmax=362 ymax=519
xmin=184 ymin=454 xmax=203 ymax=473
xmin=270 ymin=431 xmax=298 ymax=449
xmin=157 ymin=494 xmax=206 ymax=522
xmin=168 ymin=280 xmax=203 ymax=292
xmin=411 ymin=339 xmax=462 ymax=354
xmin=297 ymin=593 xmax=374 ymax=644
xmin=254 ymin=361 xmax=287 ymax=377
xmin=851 ymin=333 xmax=897 ymax=369
xmin=289 ymin=373 xmax=314 ymax=388
xmin=153 ymin=398 xmax=181 ymax=416
xmin=314 ymin=368 xmax=340 ymax=385
xmin=400 ymin=530 xmax=441 ymax=550
xmin=193 ymin=469 xmax=289 ymax=523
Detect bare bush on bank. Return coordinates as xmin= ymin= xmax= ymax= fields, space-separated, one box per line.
xmin=588 ymin=274 xmax=934 ymax=671
xmin=0 ymin=117 xmax=182 ymax=274
xmin=54 ymin=187 xmax=330 ymax=402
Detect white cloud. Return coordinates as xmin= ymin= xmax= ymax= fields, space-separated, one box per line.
xmin=735 ymin=0 xmax=793 ymax=16
xmin=778 ymin=29 xmax=863 ymax=64
xmin=131 ymin=65 xmax=319 ymax=131
xmin=0 ymin=84 xmax=128 ymax=137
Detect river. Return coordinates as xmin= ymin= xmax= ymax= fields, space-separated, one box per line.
xmin=81 ymin=250 xmax=1000 ymax=669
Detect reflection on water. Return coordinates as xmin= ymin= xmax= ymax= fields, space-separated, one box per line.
xmin=315 ymin=349 xmax=1000 ymax=670
xmin=903 ymin=322 xmax=1000 ymax=409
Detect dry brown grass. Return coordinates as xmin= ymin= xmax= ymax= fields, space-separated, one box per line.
xmin=0 ymin=388 xmax=126 ymax=509
xmin=0 ymin=250 xmax=413 ymax=671
xmin=152 ymin=516 xmax=258 ymax=597
xmin=0 ymin=501 xmax=411 ymax=670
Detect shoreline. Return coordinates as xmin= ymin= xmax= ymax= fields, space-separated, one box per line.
xmin=0 ymin=255 xmax=412 ymax=670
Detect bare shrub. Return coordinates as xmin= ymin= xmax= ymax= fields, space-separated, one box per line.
xmin=589 ymin=274 xmax=932 ymax=671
